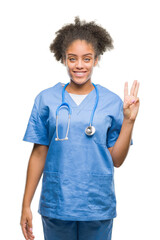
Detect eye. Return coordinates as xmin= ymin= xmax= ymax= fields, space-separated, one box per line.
xmin=84 ymin=58 xmax=91 ymax=62
xmin=69 ymin=58 xmax=76 ymax=62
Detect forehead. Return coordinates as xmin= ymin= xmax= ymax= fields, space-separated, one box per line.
xmin=66 ymin=39 xmax=95 ymax=55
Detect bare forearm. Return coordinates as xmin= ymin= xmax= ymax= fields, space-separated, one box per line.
xmin=22 ymin=144 xmax=48 ymax=208
xmin=111 ymin=119 xmax=134 ymax=167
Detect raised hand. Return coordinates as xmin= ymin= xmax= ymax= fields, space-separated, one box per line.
xmin=123 ymin=80 xmax=140 ymax=122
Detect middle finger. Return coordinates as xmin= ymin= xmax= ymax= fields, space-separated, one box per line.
xmin=130 ymin=80 xmax=137 ymax=96
xmin=134 ymin=81 xmax=140 ymax=97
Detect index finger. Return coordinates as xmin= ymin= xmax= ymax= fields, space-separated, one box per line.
xmin=124 ymin=82 xmax=128 ymax=97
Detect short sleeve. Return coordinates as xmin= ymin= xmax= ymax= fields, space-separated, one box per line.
xmin=107 ymin=100 xmax=133 ymax=148
xmin=23 ymin=95 xmax=49 ymax=146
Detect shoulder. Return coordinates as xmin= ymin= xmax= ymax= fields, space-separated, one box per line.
xmin=34 ymin=82 xmax=61 ymax=107
xmin=35 ymin=82 xmax=60 ymax=100
xmin=97 ymin=84 xmax=123 ymax=119
xmin=97 ymin=84 xmax=123 ymax=105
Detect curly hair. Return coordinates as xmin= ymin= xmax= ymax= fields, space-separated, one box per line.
xmin=50 ymin=16 xmax=114 ymax=64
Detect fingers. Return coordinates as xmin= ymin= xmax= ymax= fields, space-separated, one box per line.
xmin=134 ymin=96 xmax=140 ymax=104
xmin=27 ymin=219 xmax=35 ymax=240
xmin=22 ymin=222 xmax=29 ymax=240
xmin=134 ymin=81 xmax=140 ymax=97
xmin=26 ymin=224 xmax=35 ymax=240
xmin=125 ymin=80 xmax=140 ymax=97
xmin=130 ymin=96 xmax=139 ymax=105
xmin=124 ymin=95 xmax=140 ymax=108
xmin=130 ymin=80 xmax=137 ymax=95
xmin=20 ymin=207 xmax=35 ymax=240
xmin=131 ymin=80 xmax=140 ymax=97
xmin=124 ymin=95 xmax=135 ymax=108
xmin=21 ymin=220 xmax=35 ymax=240
xmin=124 ymin=82 xmax=128 ymax=97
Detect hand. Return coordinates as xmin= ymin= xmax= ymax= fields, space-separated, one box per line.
xmin=123 ymin=80 xmax=140 ymax=122
xmin=20 ymin=207 xmax=35 ymax=240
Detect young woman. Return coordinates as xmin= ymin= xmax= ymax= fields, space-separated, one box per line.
xmin=20 ymin=16 xmax=140 ymax=240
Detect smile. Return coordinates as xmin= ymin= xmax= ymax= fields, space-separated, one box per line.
xmin=73 ymin=71 xmax=87 ymax=77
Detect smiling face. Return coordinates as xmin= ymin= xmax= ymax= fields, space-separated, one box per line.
xmin=63 ymin=39 xmax=98 ymax=85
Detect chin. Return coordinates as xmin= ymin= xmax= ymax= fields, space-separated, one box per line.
xmin=71 ymin=78 xmax=91 ymax=85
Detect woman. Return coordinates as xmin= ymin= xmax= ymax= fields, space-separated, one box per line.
xmin=20 ymin=16 xmax=140 ymax=240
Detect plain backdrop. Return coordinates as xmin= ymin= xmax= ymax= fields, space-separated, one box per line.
xmin=0 ymin=0 xmax=160 ymax=239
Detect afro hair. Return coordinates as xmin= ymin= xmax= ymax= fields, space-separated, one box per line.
xmin=50 ymin=16 xmax=114 ymax=64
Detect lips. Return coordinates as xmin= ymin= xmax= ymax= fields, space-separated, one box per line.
xmin=73 ymin=71 xmax=87 ymax=77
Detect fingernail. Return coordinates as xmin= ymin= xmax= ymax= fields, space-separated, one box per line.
xmin=30 ymin=228 xmax=32 ymax=231
xmin=132 ymin=100 xmax=135 ymax=103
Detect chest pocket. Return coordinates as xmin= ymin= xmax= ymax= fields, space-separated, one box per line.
xmin=92 ymin=114 xmax=112 ymax=146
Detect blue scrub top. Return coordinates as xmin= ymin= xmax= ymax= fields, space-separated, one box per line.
xmin=23 ymin=82 xmax=133 ymax=221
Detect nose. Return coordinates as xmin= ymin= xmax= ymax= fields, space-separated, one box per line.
xmin=75 ymin=59 xmax=84 ymax=69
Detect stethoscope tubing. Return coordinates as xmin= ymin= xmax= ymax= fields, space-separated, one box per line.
xmin=89 ymin=83 xmax=99 ymax=126
xmin=55 ymin=82 xmax=98 ymax=141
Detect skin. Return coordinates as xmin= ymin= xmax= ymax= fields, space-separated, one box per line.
xmin=20 ymin=144 xmax=48 ymax=240
xmin=63 ymin=39 xmax=140 ymax=167
xmin=20 ymin=39 xmax=140 ymax=239
xmin=109 ymin=80 xmax=140 ymax=167
xmin=63 ymin=39 xmax=99 ymax=94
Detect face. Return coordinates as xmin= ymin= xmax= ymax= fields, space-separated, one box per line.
xmin=63 ymin=39 xmax=98 ymax=85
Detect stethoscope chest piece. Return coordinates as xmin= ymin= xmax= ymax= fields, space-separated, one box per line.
xmin=85 ymin=125 xmax=96 ymax=136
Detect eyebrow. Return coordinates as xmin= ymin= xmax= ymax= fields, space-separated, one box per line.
xmin=68 ymin=53 xmax=93 ymax=56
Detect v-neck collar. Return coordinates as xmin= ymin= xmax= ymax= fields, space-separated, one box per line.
xmin=59 ymin=82 xmax=97 ymax=113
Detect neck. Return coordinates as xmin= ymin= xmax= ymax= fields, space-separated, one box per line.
xmin=65 ymin=80 xmax=95 ymax=94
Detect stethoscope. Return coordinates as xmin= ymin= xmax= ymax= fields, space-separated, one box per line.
xmin=55 ymin=82 xmax=99 ymax=141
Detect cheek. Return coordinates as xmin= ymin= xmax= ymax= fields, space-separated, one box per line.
xmin=66 ymin=62 xmax=74 ymax=71
xmin=87 ymin=61 xmax=95 ymax=69
xmin=65 ymin=64 xmax=71 ymax=74
xmin=88 ymin=65 xmax=94 ymax=74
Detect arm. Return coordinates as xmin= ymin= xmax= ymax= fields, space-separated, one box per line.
xmin=108 ymin=80 xmax=140 ymax=168
xmin=22 ymin=143 xmax=48 ymax=207
xmin=108 ymin=119 xmax=134 ymax=167
xmin=20 ymin=143 xmax=48 ymax=240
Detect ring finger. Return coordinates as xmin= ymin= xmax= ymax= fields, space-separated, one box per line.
xmin=134 ymin=81 xmax=140 ymax=97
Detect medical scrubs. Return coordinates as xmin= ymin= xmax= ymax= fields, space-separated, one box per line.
xmin=23 ymin=82 xmax=132 ymax=239
xmin=41 ymin=215 xmax=113 ymax=240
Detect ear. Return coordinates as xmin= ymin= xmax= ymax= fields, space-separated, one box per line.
xmin=94 ymin=56 xmax=99 ymax=67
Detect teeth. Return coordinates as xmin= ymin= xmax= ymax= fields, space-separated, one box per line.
xmin=74 ymin=72 xmax=86 ymax=75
